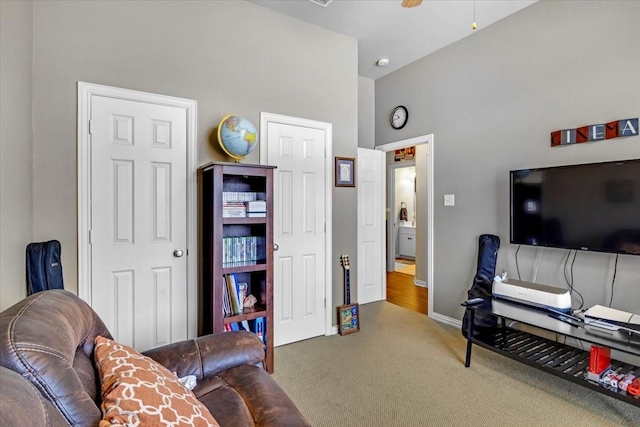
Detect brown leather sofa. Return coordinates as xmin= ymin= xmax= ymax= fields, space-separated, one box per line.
xmin=0 ymin=290 xmax=310 ymax=426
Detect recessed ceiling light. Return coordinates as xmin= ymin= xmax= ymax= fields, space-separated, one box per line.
xmin=377 ymin=58 xmax=390 ymax=67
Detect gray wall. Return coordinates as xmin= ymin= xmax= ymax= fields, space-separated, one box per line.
xmin=376 ymin=0 xmax=640 ymax=319
xmin=0 ymin=0 xmax=34 ymax=311
xmin=358 ymin=76 xmax=375 ymax=148
xmin=1 ymin=0 xmax=359 ymax=320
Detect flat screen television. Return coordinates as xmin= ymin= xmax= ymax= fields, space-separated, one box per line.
xmin=510 ymin=159 xmax=640 ymax=256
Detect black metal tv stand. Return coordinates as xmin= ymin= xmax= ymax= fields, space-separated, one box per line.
xmin=463 ymin=298 xmax=640 ymax=407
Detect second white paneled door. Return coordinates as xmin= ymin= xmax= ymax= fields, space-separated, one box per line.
xmin=357 ymin=148 xmax=385 ymax=304
xmin=90 ymin=95 xmax=188 ymax=352
xmin=266 ymin=121 xmax=327 ymax=346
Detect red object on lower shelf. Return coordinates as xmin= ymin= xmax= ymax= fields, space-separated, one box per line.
xmin=589 ymin=345 xmax=611 ymax=375
xmin=628 ymin=378 xmax=640 ymax=397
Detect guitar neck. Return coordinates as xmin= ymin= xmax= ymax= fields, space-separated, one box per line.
xmin=345 ymin=269 xmax=351 ymax=305
xmin=341 ymin=255 xmax=351 ymax=305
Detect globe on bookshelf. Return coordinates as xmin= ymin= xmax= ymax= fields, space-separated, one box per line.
xmin=217 ymin=115 xmax=259 ymax=162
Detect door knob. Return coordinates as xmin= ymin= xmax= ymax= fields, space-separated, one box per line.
xmin=173 ymin=249 xmax=184 ymax=258
xmin=273 ymin=243 xmax=279 ymax=251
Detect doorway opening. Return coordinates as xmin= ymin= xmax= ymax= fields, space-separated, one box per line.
xmin=376 ymin=134 xmax=434 ymax=317
xmin=390 ymin=164 xmax=416 ymax=277
xmin=387 ymin=162 xmax=424 ymax=314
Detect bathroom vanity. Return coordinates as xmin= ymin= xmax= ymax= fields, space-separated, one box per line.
xmin=398 ymin=225 xmax=416 ymax=258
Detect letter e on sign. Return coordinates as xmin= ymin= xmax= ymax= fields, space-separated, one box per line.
xmin=589 ymin=124 xmax=605 ymax=141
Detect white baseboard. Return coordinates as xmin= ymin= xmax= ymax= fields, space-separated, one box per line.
xmin=330 ymin=325 xmax=339 ymax=335
xmin=414 ymin=278 xmax=426 ymax=288
xmin=430 ymin=312 xmax=462 ymax=329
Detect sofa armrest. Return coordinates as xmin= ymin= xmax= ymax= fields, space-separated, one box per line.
xmin=142 ymin=331 xmax=265 ymax=379
xmin=1 ymin=367 xmax=70 ymax=427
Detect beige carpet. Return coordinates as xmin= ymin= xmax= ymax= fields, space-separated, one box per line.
xmin=273 ymin=302 xmax=640 ymax=426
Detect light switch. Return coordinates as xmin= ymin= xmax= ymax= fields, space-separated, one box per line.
xmin=444 ymin=194 xmax=455 ymax=206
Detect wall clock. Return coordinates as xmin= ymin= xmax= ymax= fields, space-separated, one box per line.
xmin=391 ymin=106 xmax=408 ymax=129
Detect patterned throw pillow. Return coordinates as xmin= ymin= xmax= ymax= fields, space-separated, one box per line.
xmin=94 ymin=336 xmax=219 ymax=427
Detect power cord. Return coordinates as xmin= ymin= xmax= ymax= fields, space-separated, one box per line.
xmin=515 ymin=245 xmax=521 ymax=280
xmin=563 ymin=249 xmax=571 ymax=286
xmin=571 ymin=251 xmax=584 ymax=310
xmin=564 ymin=250 xmax=584 ymax=311
xmin=608 ymin=254 xmax=619 ymax=307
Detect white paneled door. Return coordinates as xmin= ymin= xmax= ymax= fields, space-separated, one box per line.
xmin=357 ymin=148 xmax=385 ymax=304
xmin=90 ymin=96 xmax=188 ymax=352
xmin=266 ymin=121 xmax=327 ymax=346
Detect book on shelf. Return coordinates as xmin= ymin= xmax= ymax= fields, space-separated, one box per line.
xmin=245 ymin=200 xmax=266 ymax=210
xmin=222 ymin=278 xmax=231 ymax=316
xmin=221 ymin=198 xmax=267 ymax=218
xmin=223 ymin=192 xmax=258 ymax=203
xmin=246 ymin=212 xmax=266 ymax=218
xmin=225 ymin=274 xmax=242 ymax=315
xmin=237 ymin=282 xmax=248 ymax=307
xmin=225 ymin=318 xmax=266 ymax=349
xmin=222 ymin=202 xmax=247 ymax=218
xmin=248 ymin=317 xmax=266 ymax=344
xmin=225 ymin=320 xmax=252 ymax=333
xmin=223 ymin=211 xmax=247 ymax=218
xmin=222 ymin=274 xmax=251 ymax=317
xmin=223 ymin=236 xmax=265 ymax=265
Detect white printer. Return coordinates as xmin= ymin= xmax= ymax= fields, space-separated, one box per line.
xmin=492 ymin=278 xmax=572 ymax=313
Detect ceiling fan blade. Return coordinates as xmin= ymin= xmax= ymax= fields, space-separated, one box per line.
xmin=401 ymin=0 xmax=423 ymax=8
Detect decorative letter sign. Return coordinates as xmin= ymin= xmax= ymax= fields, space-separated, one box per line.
xmin=551 ymin=118 xmax=638 ymax=147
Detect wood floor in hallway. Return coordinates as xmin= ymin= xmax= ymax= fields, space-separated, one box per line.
xmin=386 ymin=271 xmax=427 ymax=315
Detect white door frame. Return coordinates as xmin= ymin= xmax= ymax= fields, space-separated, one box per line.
xmin=376 ymin=134 xmax=434 ymax=318
xmin=77 ymin=82 xmax=199 ymax=338
xmin=259 ymin=112 xmax=333 ymax=337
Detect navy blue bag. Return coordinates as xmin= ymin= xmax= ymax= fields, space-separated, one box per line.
xmin=26 ymin=240 xmax=64 ymax=295
xmin=462 ymin=234 xmax=500 ymax=336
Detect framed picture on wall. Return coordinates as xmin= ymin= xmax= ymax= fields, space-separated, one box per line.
xmin=335 ymin=157 xmax=355 ymax=187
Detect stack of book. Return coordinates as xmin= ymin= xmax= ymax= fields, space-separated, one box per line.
xmin=222 ymin=202 xmax=246 ymax=218
xmin=245 ymin=200 xmax=267 ymax=218
xmin=222 ymin=191 xmax=258 ymax=203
